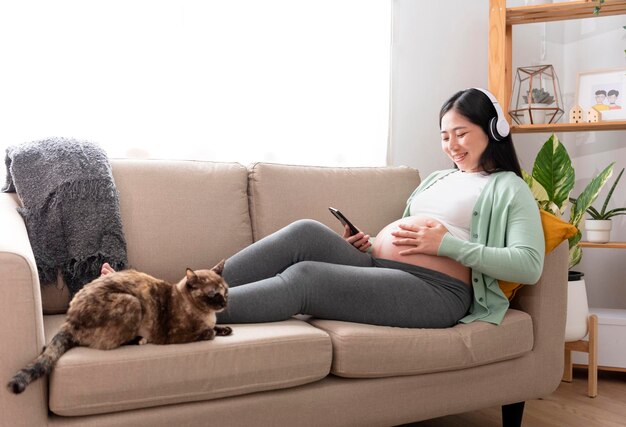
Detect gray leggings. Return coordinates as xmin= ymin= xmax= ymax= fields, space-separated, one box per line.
xmin=218 ymin=219 xmax=472 ymax=328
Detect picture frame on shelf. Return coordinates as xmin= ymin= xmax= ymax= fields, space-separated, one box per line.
xmin=576 ymin=68 xmax=626 ymax=121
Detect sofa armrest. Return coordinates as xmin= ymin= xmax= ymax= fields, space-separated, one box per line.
xmin=510 ymin=241 xmax=568 ymax=392
xmin=0 ymin=193 xmax=48 ymax=426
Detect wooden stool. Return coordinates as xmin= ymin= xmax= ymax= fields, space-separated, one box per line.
xmin=562 ymin=314 xmax=598 ymax=398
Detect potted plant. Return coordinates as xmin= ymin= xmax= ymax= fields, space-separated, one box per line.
xmin=524 ymin=133 xmax=615 ymax=342
xmin=573 ymin=168 xmax=626 ymax=243
xmin=522 ymin=87 xmax=555 ymax=124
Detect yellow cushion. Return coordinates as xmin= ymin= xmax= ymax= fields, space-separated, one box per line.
xmin=499 ymin=210 xmax=577 ymax=300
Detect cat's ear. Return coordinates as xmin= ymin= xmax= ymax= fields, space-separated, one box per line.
xmin=211 ymin=259 xmax=225 ymax=276
xmin=186 ymin=268 xmax=198 ymax=288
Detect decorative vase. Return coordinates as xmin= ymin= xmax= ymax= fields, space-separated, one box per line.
xmin=564 ymin=271 xmax=589 ymax=342
xmin=509 ymin=65 xmax=564 ymax=125
xmin=521 ymin=104 xmax=549 ymax=124
xmin=585 ymin=219 xmax=612 ymax=243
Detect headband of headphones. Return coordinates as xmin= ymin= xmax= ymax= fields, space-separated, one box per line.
xmin=472 ymin=88 xmax=510 ymax=141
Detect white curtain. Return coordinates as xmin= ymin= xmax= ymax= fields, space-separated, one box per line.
xmin=0 ymin=0 xmax=391 ymax=172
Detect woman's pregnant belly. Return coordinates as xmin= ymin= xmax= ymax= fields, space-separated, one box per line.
xmin=371 ymin=216 xmax=470 ymax=285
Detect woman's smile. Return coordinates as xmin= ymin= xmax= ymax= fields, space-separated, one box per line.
xmin=440 ymin=109 xmax=489 ymax=172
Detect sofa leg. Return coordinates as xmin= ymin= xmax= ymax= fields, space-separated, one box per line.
xmin=502 ymin=401 xmax=525 ymax=427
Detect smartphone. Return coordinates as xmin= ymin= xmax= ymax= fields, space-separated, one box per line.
xmin=328 ymin=207 xmax=361 ymax=236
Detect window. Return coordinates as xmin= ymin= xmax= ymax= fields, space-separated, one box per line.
xmin=0 ymin=0 xmax=391 ymax=171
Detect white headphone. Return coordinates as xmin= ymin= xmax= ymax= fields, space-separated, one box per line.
xmin=472 ymin=88 xmax=510 ymax=141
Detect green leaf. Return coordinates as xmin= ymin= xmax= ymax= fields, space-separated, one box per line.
xmin=523 ymin=169 xmax=550 ymax=207
xmin=600 ymin=168 xmax=624 ymax=216
xmin=570 ymin=163 xmax=614 ymax=227
xmin=586 ymin=205 xmax=601 ymax=218
xmin=604 ymin=208 xmax=626 ymax=219
xmin=569 ymin=242 xmax=582 ymax=270
xmin=569 ymin=229 xmax=581 ymax=249
xmin=532 ymin=134 xmax=575 ymax=213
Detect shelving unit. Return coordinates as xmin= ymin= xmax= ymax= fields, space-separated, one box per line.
xmin=512 ymin=121 xmax=626 ymax=133
xmin=488 ymin=0 xmax=626 ymax=134
xmin=579 ymin=242 xmax=626 ymax=249
xmin=488 ymin=0 xmax=626 ymax=397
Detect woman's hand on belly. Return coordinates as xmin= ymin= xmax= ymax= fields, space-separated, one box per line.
xmin=370 ymin=217 xmax=469 ymax=284
xmin=391 ymin=219 xmax=448 ymax=256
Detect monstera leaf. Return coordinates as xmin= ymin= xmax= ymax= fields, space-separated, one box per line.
xmin=531 ymin=134 xmax=575 ymax=215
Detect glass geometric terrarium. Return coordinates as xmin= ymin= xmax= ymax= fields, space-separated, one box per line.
xmin=509 ymin=65 xmax=564 ymax=125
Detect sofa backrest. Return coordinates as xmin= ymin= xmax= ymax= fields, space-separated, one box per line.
xmin=247 ymin=162 xmax=421 ymax=241
xmin=111 ymin=159 xmax=253 ymax=283
xmin=39 ymin=159 xmax=420 ymax=313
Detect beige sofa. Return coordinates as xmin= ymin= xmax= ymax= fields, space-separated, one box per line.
xmin=0 ymin=160 xmax=567 ymax=427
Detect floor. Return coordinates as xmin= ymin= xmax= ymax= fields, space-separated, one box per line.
xmin=401 ymin=369 xmax=626 ymax=427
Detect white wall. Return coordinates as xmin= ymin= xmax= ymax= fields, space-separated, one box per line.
xmin=389 ymin=0 xmax=489 ymax=176
xmin=390 ymin=0 xmax=626 ymax=309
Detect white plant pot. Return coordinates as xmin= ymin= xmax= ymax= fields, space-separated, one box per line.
xmin=565 ymin=272 xmax=589 ymax=342
xmin=585 ymin=219 xmax=612 ymax=243
xmin=521 ymin=103 xmax=548 ymax=124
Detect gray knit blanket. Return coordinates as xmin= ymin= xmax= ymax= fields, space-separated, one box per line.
xmin=2 ymin=137 xmax=128 ymax=296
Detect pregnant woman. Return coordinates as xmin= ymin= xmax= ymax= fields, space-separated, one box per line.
xmin=103 ymin=88 xmax=544 ymax=328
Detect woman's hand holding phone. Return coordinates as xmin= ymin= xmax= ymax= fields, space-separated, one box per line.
xmin=342 ymin=225 xmax=371 ymax=253
xmin=329 ymin=207 xmax=370 ymax=252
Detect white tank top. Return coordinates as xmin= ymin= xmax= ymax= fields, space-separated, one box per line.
xmin=409 ymin=170 xmax=491 ymax=241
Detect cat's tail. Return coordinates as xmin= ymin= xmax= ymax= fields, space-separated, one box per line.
xmin=7 ymin=325 xmax=76 ymax=394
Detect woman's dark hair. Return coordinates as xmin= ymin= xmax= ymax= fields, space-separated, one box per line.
xmin=439 ymin=88 xmax=522 ymax=178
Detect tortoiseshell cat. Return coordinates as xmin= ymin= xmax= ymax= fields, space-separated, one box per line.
xmin=8 ymin=261 xmax=231 ymax=394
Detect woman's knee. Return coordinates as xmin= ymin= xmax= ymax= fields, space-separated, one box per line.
xmin=280 ymin=261 xmax=324 ymax=285
xmin=285 ymin=219 xmax=333 ymax=239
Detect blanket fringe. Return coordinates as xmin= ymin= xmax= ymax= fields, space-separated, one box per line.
xmin=62 ymin=254 xmax=127 ymax=296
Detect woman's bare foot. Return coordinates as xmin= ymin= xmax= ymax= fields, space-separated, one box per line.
xmin=101 ymin=263 xmax=116 ymax=276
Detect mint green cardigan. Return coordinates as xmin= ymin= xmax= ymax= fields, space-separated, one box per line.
xmin=402 ymin=169 xmax=545 ymax=325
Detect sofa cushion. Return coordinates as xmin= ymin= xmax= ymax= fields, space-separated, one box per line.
xmin=111 ymin=159 xmax=253 ymax=284
xmin=39 ymin=159 xmax=254 ymax=313
xmin=247 ymin=162 xmax=421 ymax=241
xmin=44 ymin=315 xmax=331 ymax=416
xmin=498 ymin=209 xmax=578 ymax=300
xmin=309 ymin=309 xmax=533 ymax=378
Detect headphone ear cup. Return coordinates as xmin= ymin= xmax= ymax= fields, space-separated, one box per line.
xmin=489 ymin=117 xmax=501 ymax=141
xmin=472 ymin=88 xmax=510 ymax=141
xmin=495 ymin=117 xmax=510 ymax=139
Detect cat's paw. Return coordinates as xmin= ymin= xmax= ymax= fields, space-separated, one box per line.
xmin=200 ymin=329 xmax=216 ymax=341
xmin=214 ymin=326 xmax=233 ymax=336
xmin=138 ymin=337 xmax=148 ymax=345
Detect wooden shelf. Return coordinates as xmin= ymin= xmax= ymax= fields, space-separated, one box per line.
xmin=511 ymin=121 xmax=626 ymax=134
xmin=507 ymin=0 xmax=626 ymax=25
xmin=488 ymin=0 xmax=626 ymax=127
xmin=579 ymin=242 xmax=626 ymax=249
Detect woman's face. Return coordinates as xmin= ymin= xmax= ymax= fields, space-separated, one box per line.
xmin=440 ymin=109 xmax=489 ymax=172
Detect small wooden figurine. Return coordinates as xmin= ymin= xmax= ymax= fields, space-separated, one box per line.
xmin=569 ymin=105 xmax=583 ymax=123
xmin=586 ymin=108 xmax=602 ymax=123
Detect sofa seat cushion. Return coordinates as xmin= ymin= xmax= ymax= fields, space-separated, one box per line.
xmin=309 ymin=309 xmax=533 ymax=378
xmin=44 ymin=315 xmax=331 ymax=416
